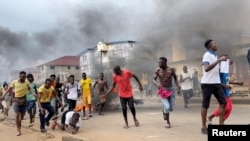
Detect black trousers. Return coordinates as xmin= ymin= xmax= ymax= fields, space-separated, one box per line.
xmin=68 ymin=99 xmax=77 ymax=111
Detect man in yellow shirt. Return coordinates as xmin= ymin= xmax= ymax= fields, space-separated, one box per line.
xmin=79 ymin=72 xmax=93 ymax=120
xmin=2 ymin=71 xmax=34 ymax=136
xmin=37 ymin=78 xmax=62 ymax=133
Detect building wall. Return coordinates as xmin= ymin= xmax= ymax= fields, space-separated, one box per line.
xmin=79 ymin=41 xmax=136 ymax=79
xmin=37 ymin=65 xmax=80 ymax=84
xmin=80 ymin=50 xmax=102 ymax=78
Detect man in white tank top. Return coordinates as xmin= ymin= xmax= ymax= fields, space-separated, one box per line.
xmin=179 ymin=66 xmax=194 ymax=108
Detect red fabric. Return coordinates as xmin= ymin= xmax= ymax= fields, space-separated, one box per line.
xmin=213 ymin=97 xmax=232 ymax=120
xmin=157 ymin=87 xmax=172 ymax=98
xmin=113 ymin=70 xmax=133 ymax=98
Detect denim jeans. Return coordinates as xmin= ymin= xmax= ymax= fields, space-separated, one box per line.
xmin=39 ymin=102 xmax=54 ymax=129
xmin=68 ymin=99 xmax=77 ymax=111
xmin=182 ymin=89 xmax=194 ymax=106
xmin=26 ymin=100 xmax=36 ymax=115
xmin=161 ymin=87 xmax=175 ymax=113
xmin=169 ymin=92 xmax=175 ymax=112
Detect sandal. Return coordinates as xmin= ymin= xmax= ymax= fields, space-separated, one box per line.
xmin=165 ymin=123 xmax=171 ymax=128
xmin=134 ymin=120 xmax=140 ymax=126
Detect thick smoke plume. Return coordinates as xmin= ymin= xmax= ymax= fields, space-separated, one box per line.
xmin=1 ymin=0 xmax=250 ymax=88
xmin=0 ymin=2 xmax=135 ymax=82
xmin=130 ymin=0 xmax=250 ymax=77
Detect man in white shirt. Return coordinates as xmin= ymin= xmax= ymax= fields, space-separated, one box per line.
xmin=52 ymin=110 xmax=81 ymax=134
xmin=179 ymin=66 xmax=193 ymax=108
xmin=200 ymin=39 xmax=227 ymax=134
xmin=65 ymin=75 xmax=80 ymax=111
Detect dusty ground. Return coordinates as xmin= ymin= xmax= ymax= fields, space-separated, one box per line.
xmin=0 ymin=96 xmax=250 ymax=141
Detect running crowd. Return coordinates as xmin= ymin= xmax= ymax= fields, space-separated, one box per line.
xmin=0 ymin=39 xmax=246 ymax=136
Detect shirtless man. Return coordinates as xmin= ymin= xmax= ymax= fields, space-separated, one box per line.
xmin=93 ymin=73 xmax=109 ymax=115
xmin=153 ymin=57 xmax=180 ymax=128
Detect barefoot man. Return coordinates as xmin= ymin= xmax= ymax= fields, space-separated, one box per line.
xmin=153 ymin=57 xmax=180 ymax=128
xmin=105 ymin=65 xmax=143 ymax=129
xmin=26 ymin=74 xmax=38 ymax=127
xmin=79 ymin=72 xmax=93 ymax=119
xmin=2 ymin=71 xmax=35 ymax=136
xmin=1 ymin=82 xmax=11 ymax=117
xmin=93 ymin=73 xmax=109 ymax=115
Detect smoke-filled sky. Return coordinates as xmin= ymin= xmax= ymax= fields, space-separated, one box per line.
xmin=1 ymin=0 xmax=250 ymax=81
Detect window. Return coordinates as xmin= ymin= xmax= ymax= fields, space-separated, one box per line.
xmin=50 ymin=66 xmax=55 ymax=70
xmin=82 ymin=55 xmax=87 ymax=61
xmin=68 ymin=66 xmax=71 ymax=70
xmin=76 ymin=66 xmax=79 ymax=70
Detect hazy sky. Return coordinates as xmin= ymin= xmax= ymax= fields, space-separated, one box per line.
xmin=0 ymin=0 xmax=154 ymax=33
xmin=1 ymin=0 xmax=250 ymax=82
xmin=0 ymin=0 xmax=155 ymax=81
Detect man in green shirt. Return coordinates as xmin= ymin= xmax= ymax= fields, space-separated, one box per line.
xmin=26 ymin=74 xmax=38 ymax=127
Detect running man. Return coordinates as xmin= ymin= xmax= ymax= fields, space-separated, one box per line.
xmin=50 ymin=74 xmax=57 ymax=116
xmin=54 ymin=76 xmax=63 ymax=115
xmin=37 ymin=78 xmax=63 ymax=133
xmin=179 ymin=66 xmax=194 ymax=108
xmin=26 ymin=74 xmax=38 ymax=127
xmin=105 ymin=65 xmax=143 ymax=129
xmin=79 ymin=72 xmax=93 ymax=119
xmin=207 ymin=55 xmax=244 ymax=123
xmin=61 ymin=76 xmax=70 ymax=112
xmin=65 ymin=75 xmax=79 ymax=111
xmin=93 ymin=73 xmax=109 ymax=115
xmin=153 ymin=57 xmax=180 ymax=128
xmin=2 ymin=71 xmax=34 ymax=136
xmin=52 ymin=110 xmax=81 ymax=134
xmin=200 ymin=39 xmax=227 ymax=134
xmin=1 ymin=82 xmax=11 ymax=116
xmin=192 ymin=71 xmax=201 ymax=97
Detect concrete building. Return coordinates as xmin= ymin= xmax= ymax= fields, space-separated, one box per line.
xmin=37 ymin=56 xmax=80 ymax=84
xmin=78 ymin=40 xmax=136 ymax=79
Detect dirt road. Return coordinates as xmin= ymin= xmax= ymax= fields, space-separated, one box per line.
xmin=0 ymin=97 xmax=249 ymax=141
